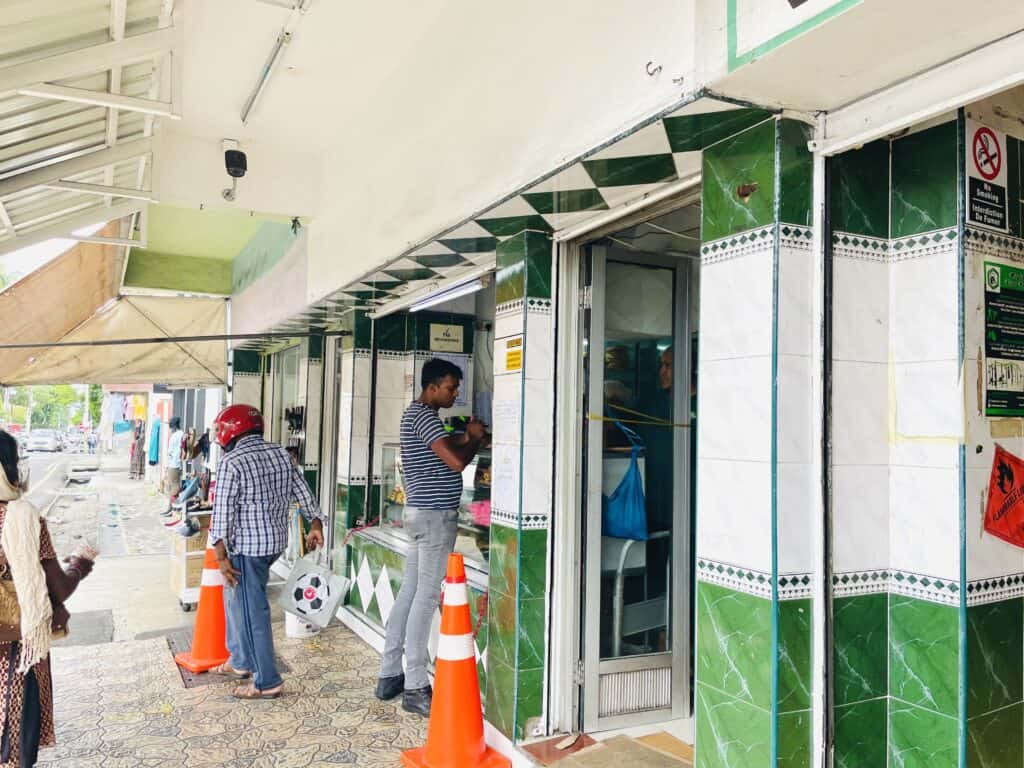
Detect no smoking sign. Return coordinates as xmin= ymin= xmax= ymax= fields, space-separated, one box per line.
xmin=967 ymin=120 xmax=1009 ymax=232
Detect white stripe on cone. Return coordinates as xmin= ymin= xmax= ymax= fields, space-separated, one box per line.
xmin=436 ymin=632 xmax=475 ymax=661
xmin=443 ymin=582 xmax=468 ymax=606
xmin=201 ymin=568 xmax=225 ymax=587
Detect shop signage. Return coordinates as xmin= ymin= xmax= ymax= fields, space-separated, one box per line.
xmin=504 ymin=337 xmax=523 ymax=373
xmin=966 ymin=120 xmax=1009 ymax=233
xmin=984 ymin=261 xmax=1024 ymax=416
xmin=430 ymin=324 xmax=464 ymax=352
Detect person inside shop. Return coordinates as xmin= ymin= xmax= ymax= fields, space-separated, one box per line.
xmin=208 ymin=404 xmax=326 ymax=699
xmin=0 ymin=430 xmax=96 ymax=767
xmin=375 ymin=358 xmax=489 ymax=717
xmin=163 ymin=417 xmax=184 ymax=501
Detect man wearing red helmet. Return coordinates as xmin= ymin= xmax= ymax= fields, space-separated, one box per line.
xmin=209 ymin=403 xmax=324 ymax=699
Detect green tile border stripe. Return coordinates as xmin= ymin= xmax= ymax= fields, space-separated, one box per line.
xmin=966 ymin=572 xmax=1024 ymax=605
xmin=696 ymin=558 xmax=812 ymax=599
xmin=833 ymin=568 xmax=961 ymax=605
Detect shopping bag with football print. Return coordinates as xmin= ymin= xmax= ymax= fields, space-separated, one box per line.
xmin=279 ymin=549 xmax=347 ymax=629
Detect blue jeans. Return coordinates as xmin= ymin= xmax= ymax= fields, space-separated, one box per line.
xmin=223 ymin=552 xmax=282 ymax=690
xmin=380 ymin=507 xmax=459 ymax=690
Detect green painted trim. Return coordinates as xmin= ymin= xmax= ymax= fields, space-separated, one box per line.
xmin=770 ymin=116 xmax=781 ymax=765
xmin=123 ymin=251 xmax=232 ymax=294
xmin=957 ymin=108 xmax=968 ymax=768
xmin=727 ymin=0 xmax=861 ymax=72
xmin=232 ymin=222 xmax=299 ymax=294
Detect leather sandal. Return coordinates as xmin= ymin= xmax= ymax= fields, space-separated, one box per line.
xmin=232 ymin=683 xmax=283 ymax=700
xmin=210 ymin=663 xmax=250 ymax=679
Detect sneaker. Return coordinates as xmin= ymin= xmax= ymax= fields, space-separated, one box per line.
xmin=374 ymin=674 xmax=404 ymax=701
xmin=402 ymin=685 xmax=432 ymax=717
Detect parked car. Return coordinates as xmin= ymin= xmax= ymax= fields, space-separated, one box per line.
xmin=27 ymin=429 xmax=62 ymax=452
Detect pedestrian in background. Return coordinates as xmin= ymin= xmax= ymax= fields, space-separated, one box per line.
xmin=164 ymin=417 xmax=184 ymax=499
xmin=375 ymin=359 xmax=488 ymax=716
xmin=209 ymin=405 xmax=326 ymax=699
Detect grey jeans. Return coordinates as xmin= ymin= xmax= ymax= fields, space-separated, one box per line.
xmin=380 ymin=506 xmax=459 ymax=690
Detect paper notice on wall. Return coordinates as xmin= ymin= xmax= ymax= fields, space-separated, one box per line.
xmin=966 ymin=120 xmax=1009 ymax=233
xmin=496 ymin=336 xmax=524 ymax=375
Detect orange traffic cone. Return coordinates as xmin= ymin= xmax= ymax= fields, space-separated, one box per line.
xmin=174 ymin=539 xmax=230 ymax=673
xmin=402 ymin=554 xmax=510 ymax=768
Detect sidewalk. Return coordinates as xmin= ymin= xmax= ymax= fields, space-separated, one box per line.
xmin=41 ymin=625 xmax=429 ymax=767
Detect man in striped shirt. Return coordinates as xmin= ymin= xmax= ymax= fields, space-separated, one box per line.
xmin=375 ymin=359 xmax=488 ymax=716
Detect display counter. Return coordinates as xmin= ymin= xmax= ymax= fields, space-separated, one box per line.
xmin=375 ymin=441 xmax=491 ymax=571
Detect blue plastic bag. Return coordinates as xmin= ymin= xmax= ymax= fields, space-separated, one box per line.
xmin=602 ymin=423 xmax=648 ymax=540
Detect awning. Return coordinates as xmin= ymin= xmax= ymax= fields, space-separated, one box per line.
xmin=0 ymin=295 xmax=227 ymax=387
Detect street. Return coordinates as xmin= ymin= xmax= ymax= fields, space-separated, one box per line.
xmin=23 ymin=449 xmax=69 ymax=512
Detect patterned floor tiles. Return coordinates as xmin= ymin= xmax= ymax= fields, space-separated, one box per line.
xmin=39 ymin=624 xmax=428 ymax=767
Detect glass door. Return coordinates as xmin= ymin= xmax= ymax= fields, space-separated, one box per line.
xmin=580 ymin=242 xmax=692 ymax=731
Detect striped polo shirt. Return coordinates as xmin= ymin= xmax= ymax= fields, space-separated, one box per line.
xmin=400 ymin=401 xmax=462 ymax=511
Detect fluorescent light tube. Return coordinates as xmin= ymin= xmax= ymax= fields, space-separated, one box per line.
xmin=409 ymin=277 xmax=487 ymax=313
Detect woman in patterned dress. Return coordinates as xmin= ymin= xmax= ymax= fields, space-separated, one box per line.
xmin=0 ymin=431 xmax=93 ymax=767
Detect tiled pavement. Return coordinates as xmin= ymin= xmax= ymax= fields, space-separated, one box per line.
xmin=40 ymin=624 xmax=429 ymax=767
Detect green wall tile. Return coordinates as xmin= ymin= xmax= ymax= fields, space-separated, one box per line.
xmin=701 ymin=120 xmax=777 ymax=243
xmin=523 ymin=188 xmax=608 ymax=215
xmin=487 ymin=587 xmax=516 ymax=671
xmin=413 ymin=252 xmax=471 ymax=269
xmin=1006 ymin=137 xmax=1020 ymax=238
xmin=353 ymin=311 xmax=373 ymax=349
xmin=888 ymin=700 xmax=959 ymax=768
xmin=779 ymin=120 xmax=813 ymax=228
xmin=476 ymin=215 xmax=552 ymax=237
xmin=524 ymin=230 xmax=553 ymax=300
xmin=967 ymin=597 xmax=1024 ymax=716
xmin=487 ymin=524 xmax=518 ymax=599
xmin=889 ymin=596 xmax=960 ymax=716
xmin=306 ymin=334 xmax=323 ymax=359
xmin=303 ymin=469 xmax=318 ymax=499
xmin=515 ymin=667 xmax=544 ymax=740
xmin=778 ymin=598 xmax=812 ymax=713
xmin=891 ymin=121 xmax=958 ymax=238
xmin=496 ymin=230 xmax=552 ymax=304
xmin=663 ymin=108 xmax=773 ymax=153
xmin=777 ymin=709 xmax=811 ymax=768
xmin=518 ymin=529 xmax=547 ymax=600
xmin=830 ymin=140 xmax=890 ymax=238
xmin=406 ymin=311 xmax=475 ymax=354
xmin=967 ymin=701 xmax=1023 ymax=768
xmin=233 ymin=350 xmax=262 ymax=375
xmin=485 ymin=657 xmax=516 ymax=740
xmin=347 ymin=484 xmax=367 ymax=527
xmin=696 ymin=582 xmax=771 ymax=708
xmin=833 ymin=699 xmax=887 ymax=768
xmin=582 ymin=154 xmax=677 ymax=187
xmin=834 ymin=593 xmax=888 ymax=705
xmin=694 ymin=683 xmax=770 ymax=768
xmin=374 ymin=314 xmax=407 ymax=352
xmin=517 ymin=597 xmax=545 ymax=670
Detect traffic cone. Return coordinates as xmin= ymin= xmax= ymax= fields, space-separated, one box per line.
xmin=402 ymin=554 xmax=510 ymax=768
xmin=174 ymin=539 xmax=229 ymax=673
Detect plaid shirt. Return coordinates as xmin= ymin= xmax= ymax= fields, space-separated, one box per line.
xmin=210 ymin=434 xmax=323 ymax=556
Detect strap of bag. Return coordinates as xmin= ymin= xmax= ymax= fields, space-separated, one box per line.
xmin=612 ymin=420 xmax=645 ymax=450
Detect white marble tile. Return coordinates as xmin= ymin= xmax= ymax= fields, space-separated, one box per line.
xmin=336 ymin=428 xmax=351 ymax=480
xmin=375 ymin=358 xmax=409 ymax=398
xmin=889 ymin=465 xmax=960 ymax=581
xmin=523 ymin=379 xmax=554 ymax=448
xmin=524 ymin=312 xmax=553 ymax=381
xmin=339 ymin=351 xmax=354 ymax=393
xmin=777 ymin=461 xmax=814 ymax=575
xmin=965 ymin=466 xmax=1024 ymax=581
xmin=491 ymin=373 xmax=523 ymax=447
xmin=889 ymin=439 xmax=959 ymax=470
xmin=832 ymin=258 xmax=889 ymax=364
xmin=893 ymin=360 xmax=963 ymax=439
xmin=348 ymin=437 xmax=369 ymax=479
xmin=777 ymin=247 xmax=813 ymax=358
xmin=831 ymin=361 xmax=889 ymax=467
xmin=697 ymin=356 xmax=772 ymax=463
xmin=777 ymin=354 xmax=812 ymax=465
xmin=890 ymin=251 xmax=959 ymax=363
xmin=353 ymin=356 xmax=371 ymax=397
xmin=698 ymin=251 xmax=773 ymax=362
xmin=522 ymin=444 xmax=554 ymax=520
xmin=696 ymin=458 xmax=772 ymax=573
xmin=831 ymin=464 xmax=890 ymax=574
xmin=348 ymin=395 xmax=368 ymax=439
xmin=374 ymin=396 xmax=407 ymax=438
xmin=495 ymin=310 xmax=524 ymax=340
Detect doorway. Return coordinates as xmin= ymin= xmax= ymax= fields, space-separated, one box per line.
xmin=576 ymin=202 xmax=700 ymax=733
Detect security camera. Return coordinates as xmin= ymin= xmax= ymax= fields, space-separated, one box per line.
xmin=221 ymin=139 xmax=247 ymax=201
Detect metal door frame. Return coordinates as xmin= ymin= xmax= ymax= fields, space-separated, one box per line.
xmin=580 ymin=242 xmax=693 ymax=732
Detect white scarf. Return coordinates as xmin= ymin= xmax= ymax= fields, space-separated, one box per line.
xmin=0 ymin=471 xmax=52 ymax=672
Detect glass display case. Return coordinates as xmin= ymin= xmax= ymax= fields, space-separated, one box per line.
xmin=378 ymin=442 xmax=490 ymax=570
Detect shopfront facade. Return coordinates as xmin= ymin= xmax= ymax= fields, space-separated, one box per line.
xmin=219 ymin=3 xmax=1024 ymax=765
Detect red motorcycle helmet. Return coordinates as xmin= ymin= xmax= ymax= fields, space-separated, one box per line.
xmin=213 ymin=404 xmax=264 ymax=448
